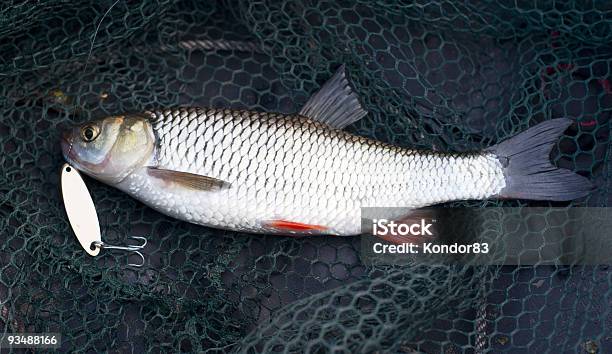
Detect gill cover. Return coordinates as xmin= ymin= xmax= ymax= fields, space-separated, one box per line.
xmin=61 ymin=115 xmax=155 ymax=184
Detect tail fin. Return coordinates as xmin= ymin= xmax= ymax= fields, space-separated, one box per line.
xmin=488 ymin=118 xmax=593 ymax=201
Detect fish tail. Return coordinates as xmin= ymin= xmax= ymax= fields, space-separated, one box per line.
xmin=488 ymin=118 xmax=594 ymax=201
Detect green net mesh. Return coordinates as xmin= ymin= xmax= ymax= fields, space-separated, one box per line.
xmin=1 ymin=0 xmax=610 ymax=352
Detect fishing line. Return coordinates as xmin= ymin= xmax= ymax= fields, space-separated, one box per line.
xmin=72 ymin=0 xmax=121 ymax=118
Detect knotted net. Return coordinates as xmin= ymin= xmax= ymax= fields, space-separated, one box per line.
xmin=0 ymin=0 xmax=610 ymax=352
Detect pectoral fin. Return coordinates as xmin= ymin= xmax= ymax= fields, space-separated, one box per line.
xmin=147 ymin=167 xmax=231 ymax=191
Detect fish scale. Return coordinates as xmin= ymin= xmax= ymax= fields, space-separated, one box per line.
xmin=113 ymin=107 xmax=508 ymax=235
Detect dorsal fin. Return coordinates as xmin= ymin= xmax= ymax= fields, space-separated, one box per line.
xmin=299 ymin=65 xmax=368 ymax=129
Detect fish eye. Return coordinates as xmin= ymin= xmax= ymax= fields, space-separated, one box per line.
xmin=81 ymin=125 xmax=100 ymax=142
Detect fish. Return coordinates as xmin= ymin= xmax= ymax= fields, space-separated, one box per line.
xmin=60 ymin=65 xmax=593 ymax=240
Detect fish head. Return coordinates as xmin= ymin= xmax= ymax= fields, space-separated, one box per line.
xmin=61 ymin=114 xmax=155 ymax=184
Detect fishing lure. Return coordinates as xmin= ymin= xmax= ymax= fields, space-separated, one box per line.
xmin=60 ymin=163 xmax=146 ymax=266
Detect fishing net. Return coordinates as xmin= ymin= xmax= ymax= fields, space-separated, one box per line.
xmin=0 ymin=0 xmax=610 ymax=352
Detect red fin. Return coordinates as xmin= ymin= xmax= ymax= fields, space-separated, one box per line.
xmin=265 ymin=220 xmax=328 ymax=232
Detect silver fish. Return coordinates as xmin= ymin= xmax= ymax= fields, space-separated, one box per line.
xmin=60 ymin=66 xmax=592 ymax=237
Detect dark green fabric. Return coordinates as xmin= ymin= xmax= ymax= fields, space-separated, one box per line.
xmin=0 ymin=0 xmax=609 ymax=352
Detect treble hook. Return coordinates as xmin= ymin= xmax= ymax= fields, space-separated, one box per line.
xmin=91 ymin=236 xmax=147 ymax=267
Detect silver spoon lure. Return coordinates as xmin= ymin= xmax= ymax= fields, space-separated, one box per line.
xmin=60 ymin=163 xmax=146 ymax=267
